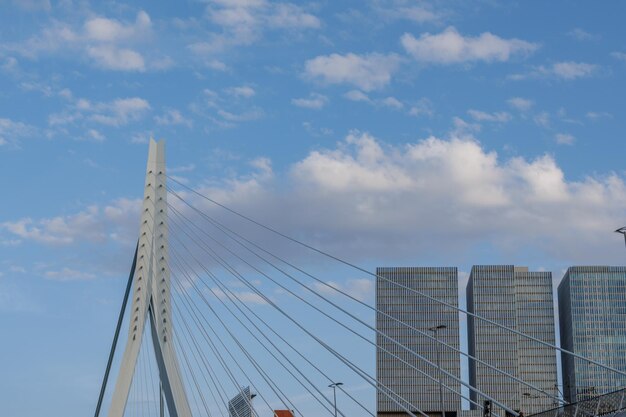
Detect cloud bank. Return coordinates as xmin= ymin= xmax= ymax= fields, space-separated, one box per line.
xmin=4 ymin=133 xmax=625 ymax=266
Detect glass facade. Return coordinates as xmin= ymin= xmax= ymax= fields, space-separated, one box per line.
xmin=558 ymin=266 xmax=626 ymax=403
xmin=467 ymin=266 xmax=558 ymax=416
xmin=376 ymin=267 xmax=462 ymax=416
xmin=228 ymin=386 xmax=256 ymax=417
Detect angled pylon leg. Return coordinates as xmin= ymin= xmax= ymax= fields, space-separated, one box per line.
xmin=107 ymin=139 xmax=192 ymax=417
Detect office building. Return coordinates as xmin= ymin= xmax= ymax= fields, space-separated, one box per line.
xmin=376 ymin=267 xmax=462 ymax=417
xmin=228 ymin=386 xmax=256 ymax=417
xmin=467 ymin=266 xmax=558 ymax=416
xmin=558 ymin=266 xmax=626 ymax=403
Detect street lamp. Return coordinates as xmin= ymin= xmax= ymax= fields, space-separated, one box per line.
xmin=615 ymin=227 xmax=626 ymax=247
xmin=329 ymin=382 xmax=343 ymax=417
xmin=429 ymin=325 xmax=447 ymax=417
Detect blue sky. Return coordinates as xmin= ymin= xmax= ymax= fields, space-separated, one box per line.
xmin=1 ymin=1 xmax=626 ymax=417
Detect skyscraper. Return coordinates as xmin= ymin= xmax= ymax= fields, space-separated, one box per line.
xmin=467 ymin=266 xmax=558 ymax=416
xmin=228 ymin=387 xmax=256 ymax=417
xmin=376 ymin=267 xmax=461 ymax=417
xmin=558 ymin=266 xmax=626 ymax=403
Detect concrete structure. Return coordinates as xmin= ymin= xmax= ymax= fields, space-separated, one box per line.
xmin=108 ymin=139 xmax=192 ymax=417
xmin=467 ymin=265 xmax=558 ymax=416
xmin=376 ymin=267 xmax=461 ymax=417
xmin=228 ymin=386 xmax=256 ymax=417
xmin=558 ymin=266 xmax=626 ymax=403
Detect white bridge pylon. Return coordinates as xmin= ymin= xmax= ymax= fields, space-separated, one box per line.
xmin=108 ymin=139 xmax=192 ymax=417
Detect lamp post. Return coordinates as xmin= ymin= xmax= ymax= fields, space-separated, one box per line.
xmin=329 ymin=382 xmax=343 ymax=417
xmin=522 ymin=391 xmax=539 ymax=412
xmin=615 ymin=227 xmax=626 ymax=247
xmin=429 ymin=325 xmax=447 ymax=417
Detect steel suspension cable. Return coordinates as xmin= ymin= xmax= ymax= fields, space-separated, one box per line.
xmin=171 ymin=319 xmax=213 ymax=417
xmin=142 ymin=217 xmax=215 ymax=417
xmin=167 ymin=199 xmax=563 ymax=405
xmin=166 ymin=178 xmax=626 ymax=379
xmin=169 ymin=311 xmax=226 ymax=417
xmin=162 ymin=188 xmax=451 ymax=417
xmin=168 ymin=246 xmax=341 ymax=417
xmin=163 ymin=209 xmax=374 ymax=417
xmin=169 ymin=252 xmax=301 ymax=415
xmin=167 ymin=208 xmax=494 ymax=414
xmin=170 ymin=279 xmax=275 ymax=417
xmin=144 ymin=330 xmax=160 ymax=417
xmin=166 ymin=282 xmax=232 ymax=417
xmin=171 ymin=298 xmax=250 ymax=417
xmin=167 ymin=218 xmax=428 ymax=417
xmin=173 ymin=244 xmax=374 ymax=417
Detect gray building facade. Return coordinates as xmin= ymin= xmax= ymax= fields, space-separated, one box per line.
xmin=228 ymin=386 xmax=256 ymax=417
xmin=376 ymin=267 xmax=462 ymax=417
xmin=467 ymin=266 xmax=558 ymax=416
xmin=558 ymin=266 xmax=626 ymax=403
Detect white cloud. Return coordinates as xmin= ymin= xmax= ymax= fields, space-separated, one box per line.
xmin=344 ymin=90 xmax=372 ymax=103
xmin=44 ymin=267 xmax=96 ymax=282
xmin=193 ymin=0 xmax=320 ymax=58
xmin=8 ymin=130 xmax=626 ymax=276
xmin=2 ymin=198 xmax=141 ymax=246
xmin=267 ymin=3 xmax=321 ymax=29
xmin=83 ymin=11 xmax=151 ymax=42
xmin=381 ymin=97 xmax=403 ymax=109
xmin=6 ymin=11 xmax=153 ymax=72
xmin=191 ymin=89 xmax=265 ymax=128
xmin=88 ymin=97 xmax=151 ymax=126
xmin=217 ymin=108 xmax=263 ymax=122
xmin=586 ymin=111 xmax=613 ymax=121
xmin=304 ymin=53 xmax=401 ymax=91
xmin=302 ymin=122 xmax=333 ymax=137
xmin=567 ymin=28 xmax=599 ymax=41
xmin=401 ymin=27 xmax=538 ymax=64
xmin=467 ymin=109 xmax=512 ymax=123
xmin=2 ymin=206 xmax=105 ymax=245
xmin=534 ymin=112 xmax=550 ymax=128
xmin=408 ymin=98 xmax=434 ymax=118
xmin=48 ymin=97 xmax=150 ymax=129
xmin=154 ymin=109 xmax=192 ymax=127
xmin=551 ymin=61 xmax=597 ymax=79
xmin=84 ymin=129 xmax=105 ymax=142
xmin=0 ymin=118 xmax=36 ymax=148
xmin=172 ymin=131 xmax=626 ymax=263
xmin=343 ymin=91 xmax=412 ymax=113
xmin=507 ymin=97 xmax=534 ymax=112
xmin=511 ymin=61 xmax=598 ymax=81
xmin=451 ymin=117 xmax=481 ymax=136
xmin=611 ymin=52 xmax=626 ymax=63
xmin=392 ymin=6 xmax=440 ymax=23
xmin=206 ymin=0 xmax=320 ymax=32
xmin=86 ymin=46 xmax=145 ymax=71
xmin=12 ymin=0 xmax=51 ymax=11
xmin=1 ymin=57 xmax=20 ymax=74
xmin=227 ymin=86 xmax=256 ymax=98
xmin=291 ymin=93 xmax=328 ymax=109
xmin=555 ymin=133 xmax=575 ymax=145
